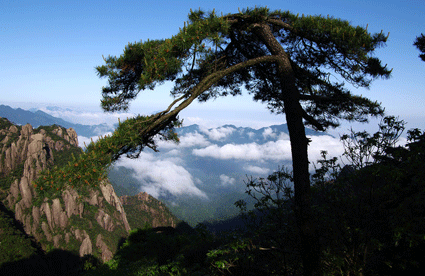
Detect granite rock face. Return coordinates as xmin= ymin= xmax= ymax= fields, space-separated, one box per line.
xmin=1 ymin=117 xmax=180 ymax=262
xmin=0 ymin=118 xmax=130 ymax=261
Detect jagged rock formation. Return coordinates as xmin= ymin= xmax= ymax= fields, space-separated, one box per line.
xmin=120 ymin=192 xmax=179 ymax=229
xmin=0 ymin=118 xmax=129 ymax=262
xmin=0 ymin=117 xmax=182 ymax=264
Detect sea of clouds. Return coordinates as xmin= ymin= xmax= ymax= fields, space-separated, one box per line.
xmin=109 ymin=125 xmax=346 ymax=200
xmin=33 ymin=103 xmax=381 ymax=201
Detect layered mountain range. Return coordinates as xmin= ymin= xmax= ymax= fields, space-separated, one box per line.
xmin=0 ymin=117 xmax=179 ymax=266
xmin=0 ymin=104 xmax=114 ymax=138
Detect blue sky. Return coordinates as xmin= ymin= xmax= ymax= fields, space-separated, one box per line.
xmin=2 ymin=0 xmax=425 ymax=132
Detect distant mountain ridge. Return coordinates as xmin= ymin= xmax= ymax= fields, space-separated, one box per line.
xmin=175 ymin=123 xmax=328 ymax=146
xmin=0 ymin=105 xmax=114 ymax=138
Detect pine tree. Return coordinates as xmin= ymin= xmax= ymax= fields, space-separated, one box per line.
xmin=96 ymin=7 xmax=391 ymax=275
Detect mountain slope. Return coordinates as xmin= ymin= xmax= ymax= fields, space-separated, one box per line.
xmin=0 ymin=117 xmax=180 ymax=267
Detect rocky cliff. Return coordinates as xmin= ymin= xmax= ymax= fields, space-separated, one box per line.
xmin=120 ymin=192 xmax=179 ymax=229
xmin=0 ymin=117 xmax=179 ymax=264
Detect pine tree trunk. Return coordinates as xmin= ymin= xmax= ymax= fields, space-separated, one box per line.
xmin=254 ymin=23 xmax=321 ymax=276
xmin=284 ymin=97 xmax=321 ymax=276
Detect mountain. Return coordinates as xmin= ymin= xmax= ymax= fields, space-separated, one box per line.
xmin=0 ymin=104 xmax=114 ymax=138
xmin=120 ymin=192 xmax=179 ymax=229
xmin=108 ymin=122 xmax=336 ymax=226
xmin=0 ymin=118 xmax=180 ymax=270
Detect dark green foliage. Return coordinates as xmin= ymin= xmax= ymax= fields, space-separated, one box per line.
xmin=0 ymin=248 xmax=88 ymax=276
xmin=0 ymin=117 xmax=14 ymax=130
xmin=234 ymin=168 xmax=301 ymax=275
xmin=122 ymin=194 xmax=179 ymax=230
xmin=0 ymin=202 xmax=40 ymax=266
xmin=0 ymin=162 xmax=24 ymax=190
xmin=83 ymin=224 xmax=215 ymax=276
xmin=311 ymin=123 xmax=425 ymax=275
xmin=228 ymin=118 xmax=425 ymax=275
xmin=340 ymin=116 xmax=405 ymax=169
xmin=414 ymin=33 xmax=425 ymax=62
xmin=0 ymin=117 xmax=20 ymax=145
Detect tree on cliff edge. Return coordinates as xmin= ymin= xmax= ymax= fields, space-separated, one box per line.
xmin=96 ymin=7 xmax=391 ymax=275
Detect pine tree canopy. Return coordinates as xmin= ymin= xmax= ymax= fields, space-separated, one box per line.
xmin=96 ymin=8 xmax=391 ymax=274
xmin=97 ymin=7 xmax=391 ymax=137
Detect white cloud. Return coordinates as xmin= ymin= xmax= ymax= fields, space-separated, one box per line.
xmin=40 ymin=106 xmax=135 ymax=126
xmin=179 ymin=132 xmax=211 ymax=147
xmin=199 ymin=126 xmax=235 ymax=141
xmin=243 ymin=165 xmax=270 ymax=175
xmin=307 ymin=135 xmax=345 ymax=164
xmin=78 ymin=132 xmax=112 ymax=149
xmin=192 ymin=140 xmax=292 ymax=161
xmin=219 ymin=174 xmax=236 ymax=186
xmin=191 ymin=134 xmax=344 ymax=165
xmin=262 ymin=127 xmax=276 ymax=139
xmin=115 ymin=152 xmax=207 ymax=199
xmin=156 ymin=131 xmax=211 ymax=150
xmin=78 ymin=136 xmax=92 ymax=149
xmin=277 ymin=132 xmax=290 ymax=140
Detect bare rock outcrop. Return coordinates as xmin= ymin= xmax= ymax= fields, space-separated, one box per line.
xmin=86 ymin=189 xmax=102 ymax=206
xmin=96 ymin=234 xmax=113 ymax=262
xmin=41 ymin=221 xmax=53 ymax=242
xmin=21 ymin=123 xmax=33 ymax=138
xmin=53 ymin=234 xmax=62 ymax=248
xmin=96 ymin=209 xmax=115 ymax=231
xmin=52 ymin=126 xmax=78 ymax=148
xmin=100 ymin=182 xmax=131 ymax=232
xmin=7 ymin=179 xmax=20 ymax=207
xmin=79 ymin=236 xmax=93 ymax=257
xmin=62 ymin=188 xmax=83 ymax=218
xmin=52 ymin=198 xmax=69 ymax=229
xmin=18 ymin=176 xmax=33 ymax=209
xmin=40 ymin=201 xmax=54 ymax=231
xmin=73 ymin=228 xmax=89 ymax=242
xmin=66 ymin=128 xmax=79 ymax=147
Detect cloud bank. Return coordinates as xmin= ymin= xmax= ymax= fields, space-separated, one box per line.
xmin=156 ymin=131 xmax=211 ymax=150
xmin=192 ymin=140 xmax=292 ymax=161
xmin=40 ymin=106 xmax=135 ymax=126
xmin=199 ymin=126 xmax=235 ymax=141
xmin=192 ymin=134 xmax=344 ymax=164
xmin=115 ymin=152 xmax=207 ymax=199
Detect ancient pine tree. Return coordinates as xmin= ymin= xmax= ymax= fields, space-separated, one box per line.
xmin=96 ymin=7 xmax=391 ymax=275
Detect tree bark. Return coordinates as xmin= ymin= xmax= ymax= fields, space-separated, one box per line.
xmin=254 ymin=23 xmax=321 ymax=276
